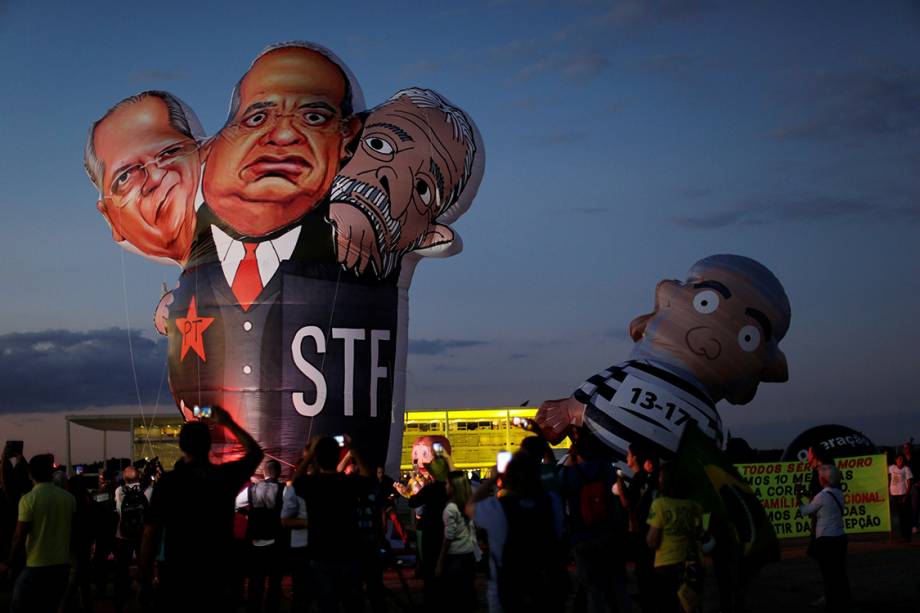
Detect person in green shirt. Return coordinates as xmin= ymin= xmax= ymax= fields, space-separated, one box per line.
xmin=647 ymin=463 xmax=703 ymax=613
xmin=0 ymin=453 xmax=76 ymax=613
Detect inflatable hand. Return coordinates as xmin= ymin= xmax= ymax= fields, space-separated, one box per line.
xmin=393 ymin=481 xmax=411 ymax=499
xmin=154 ymin=291 xmax=174 ymax=336
xmin=329 ymin=201 xmax=382 ymax=274
xmin=536 ymin=397 xmax=586 ymax=444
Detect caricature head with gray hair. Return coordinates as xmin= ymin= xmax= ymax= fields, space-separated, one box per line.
xmin=329 ymin=87 xmax=484 ymax=277
xmin=629 ymin=254 xmax=791 ymax=405
xmin=84 ymin=90 xmax=205 ymax=263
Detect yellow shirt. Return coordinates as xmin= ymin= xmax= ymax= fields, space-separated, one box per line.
xmin=18 ymin=482 xmax=76 ymax=567
xmin=647 ymin=496 xmax=702 ymax=567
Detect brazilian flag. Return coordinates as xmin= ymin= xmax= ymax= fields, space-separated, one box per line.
xmin=675 ymin=422 xmax=780 ymax=581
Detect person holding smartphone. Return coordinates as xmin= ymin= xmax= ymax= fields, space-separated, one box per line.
xmin=291 ymin=437 xmax=367 ymax=613
xmin=139 ymin=405 xmax=264 ymax=612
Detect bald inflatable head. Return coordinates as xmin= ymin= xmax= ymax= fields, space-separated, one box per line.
xmin=204 ymin=43 xmax=362 ymax=236
xmin=629 ymin=254 xmax=791 ymax=405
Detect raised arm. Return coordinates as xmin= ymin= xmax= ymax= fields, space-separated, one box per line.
xmin=209 ymin=405 xmax=264 ymax=468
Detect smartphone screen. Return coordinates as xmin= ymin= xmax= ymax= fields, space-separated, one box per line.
xmin=334 ymin=435 xmax=345 ymax=447
xmin=193 ymin=406 xmax=212 ymax=418
xmin=496 ymin=451 xmax=512 ymax=474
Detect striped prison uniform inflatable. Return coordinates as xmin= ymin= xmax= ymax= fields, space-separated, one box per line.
xmin=572 ymin=360 xmax=724 ymax=465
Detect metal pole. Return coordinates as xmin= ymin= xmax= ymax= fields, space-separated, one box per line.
xmin=103 ymin=430 xmax=107 ymax=462
xmin=65 ymin=418 xmax=72 ymax=477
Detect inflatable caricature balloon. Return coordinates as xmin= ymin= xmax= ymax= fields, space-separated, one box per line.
xmin=85 ymin=42 xmax=484 ymax=472
xmin=782 ymin=424 xmax=876 ymax=462
xmin=410 ymin=435 xmax=452 ymax=468
xmin=329 ymin=87 xmax=480 ymax=277
xmin=395 ymin=435 xmax=453 ymax=497
xmin=84 ymin=90 xmax=206 ymax=266
xmin=536 ymin=254 xmax=791 ymax=464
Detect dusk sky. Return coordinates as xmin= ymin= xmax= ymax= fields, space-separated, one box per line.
xmin=1 ymin=1 xmax=918 ymax=462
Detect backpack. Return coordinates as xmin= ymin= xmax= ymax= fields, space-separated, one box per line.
xmin=576 ymin=464 xmax=611 ymax=529
xmin=246 ymin=481 xmax=284 ymax=542
xmin=497 ymin=494 xmax=568 ymax=613
xmin=118 ymin=485 xmax=148 ymax=541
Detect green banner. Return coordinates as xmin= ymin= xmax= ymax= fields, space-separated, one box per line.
xmin=734 ymin=454 xmax=890 ymax=538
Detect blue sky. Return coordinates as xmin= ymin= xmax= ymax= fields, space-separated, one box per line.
xmin=1 ymin=1 xmax=919 ymax=460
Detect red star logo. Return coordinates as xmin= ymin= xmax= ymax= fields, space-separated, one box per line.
xmin=175 ymin=297 xmax=215 ymax=362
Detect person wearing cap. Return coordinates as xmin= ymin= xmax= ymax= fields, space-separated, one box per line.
xmin=798 ymin=463 xmax=850 ymax=610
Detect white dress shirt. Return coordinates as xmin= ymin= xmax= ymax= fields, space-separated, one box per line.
xmin=281 ymin=484 xmax=308 ymax=549
xmin=211 ymin=224 xmax=302 ymax=290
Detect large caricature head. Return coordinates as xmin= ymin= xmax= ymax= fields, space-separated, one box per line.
xmin=203 ymin=42 xmax=363 ymax=237
xmin=330 ymin=88 xmax=482 ymax=277
xmin=85 ymin=91 xmax=205 ymax=263
xmin=629 ymin=254 xmax=791 ymax=405
xmin=410 ymin=435 xmax=452 ymax=472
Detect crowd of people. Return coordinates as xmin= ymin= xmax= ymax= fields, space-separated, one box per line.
xmin=2 ymin=416 xmax=918 ymax=613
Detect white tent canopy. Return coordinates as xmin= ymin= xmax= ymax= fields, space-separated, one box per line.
xmin=64 ymin=413 xmax=184 ymax=474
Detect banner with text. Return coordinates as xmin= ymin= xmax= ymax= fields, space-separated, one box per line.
xmin=735 ymin=454 xmax=890 ymax=538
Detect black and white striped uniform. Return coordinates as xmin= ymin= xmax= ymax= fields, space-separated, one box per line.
xmin=573 ymin=360 xmax=723 ymax=465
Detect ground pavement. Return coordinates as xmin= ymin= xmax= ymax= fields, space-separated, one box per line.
xmin=1 ymin=536 xmax=917 ymax=612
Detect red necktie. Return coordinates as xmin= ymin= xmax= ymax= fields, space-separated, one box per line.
xmin=231 ymin=242 xmax=263 ymax=311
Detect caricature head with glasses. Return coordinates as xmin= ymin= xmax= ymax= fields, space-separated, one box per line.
xmin=86 ymin=91 xmax=206 ymax=263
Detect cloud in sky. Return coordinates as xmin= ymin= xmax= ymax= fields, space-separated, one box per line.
xmin=127 ymin=69 xmax=187 ymax=85
xmin=604 ymin=327 xmax=630 ymax=339
xmin=637 ymin=52 xmax=700 ymax=79
xmin=515 ymin=52 xmax=611 ymax=83
xmin=673 ymin=195 xmax=920 ymax=229
xmin=560 ymin=53 xmax=611 ymax=81
xmin=771 ymin=66 xmax=920 ymax=142
xmin=402 ymin=59 xmax=440 ymax=78
xmin=525 ymin=130 xmax=588 ymax=146
xmin=601 ymin=0 xmax=722 ymax=27
xmin=408 ymin=339 xmax=489 ymax=356
xmin=0 ymin=329 xmax=167 ymax=413
xmin=678 ymin=186 xmax=713 ymax=200
xmin=0 ymin=330 xmax=488 ymax=412
xmin=569 ymin=206 xmax=612 ymax=215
